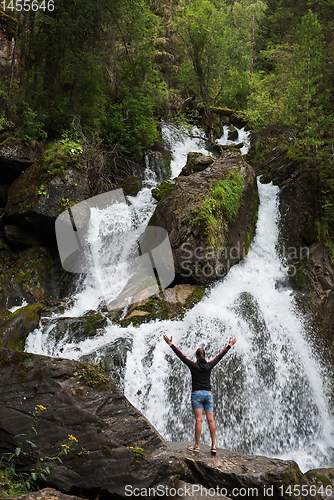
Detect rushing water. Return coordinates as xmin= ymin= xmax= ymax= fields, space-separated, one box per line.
xmin=25 ymin=123 xmax=334 ymax=472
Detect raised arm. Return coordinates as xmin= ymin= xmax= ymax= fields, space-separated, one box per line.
xmin=163 ymin=335 xmax=195 ymax=369
xmin=208 ymin=337 xmax=236 ymax=368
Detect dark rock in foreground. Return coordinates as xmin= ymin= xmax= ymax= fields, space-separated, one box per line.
xmin=0 ymin=347 xmax=330 ymax=500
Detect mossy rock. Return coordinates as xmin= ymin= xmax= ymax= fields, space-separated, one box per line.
xmin=148 ymin=149 xmax=257 ymax=285
xmin=0 ymin=137 xmax=42 ymax=182
xmin=180 ymin=152 xmax=214 ymax=176
xmin=79 ymin=363 xmax=111 ymax=391
xmin=120 ymin=284 xmax=205 ymax=327
xmin=301 ymin=217 xmax=320 ymax=245
xmin=0 ymin=302 xmax=44 ymax=351
xmin=5 ymin=138 xmax=89 ymax=233
xmin=227 ymin=126 xmax=239 ymax=141
xmin=43 ymin=313 xmax=108 ymax=346
xmin=0 ymin=246 xmax=56 ymax=308
xmin=151 ymin=180 xmax=175 ymax=202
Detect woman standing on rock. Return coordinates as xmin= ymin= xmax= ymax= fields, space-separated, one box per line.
xmin=163 ymin=334 xmax=236 ymax=454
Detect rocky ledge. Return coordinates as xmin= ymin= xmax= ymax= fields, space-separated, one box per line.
xmin=0 ymin=347 xmax=332 ymax=500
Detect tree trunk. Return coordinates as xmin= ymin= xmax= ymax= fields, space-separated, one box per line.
xmin=6 ymin=13 xmax=20 ymax=117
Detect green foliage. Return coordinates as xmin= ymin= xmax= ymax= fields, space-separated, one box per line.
xmin=57 ymin=198 xmax=75 ymax=215
xmin=76 ymin=447 xmax=90 ymax=457
xmin=247 ymin=11 xmax=333 ymax=161
xmin=129 ymin=446 xmax=146 ymax=457
xmin=14 ymin=101 xmax=47 ymax=142
xmin=41 ymin=136 xmax=84 ymax=176
xmin=105 ymin=91 xmax=159 ymax=158
xmin=284 ymin=10 xmax=329 ymax=157
xmin=0 ymin=405 xmax=79 ymax=497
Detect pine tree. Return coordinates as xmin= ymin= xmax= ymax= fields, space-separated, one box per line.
xmin=284 ymin=9 xmax=329 ymax=158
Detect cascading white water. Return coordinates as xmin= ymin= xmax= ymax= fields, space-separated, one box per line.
xmin=25 ymin=123 xmax=334 ymax=472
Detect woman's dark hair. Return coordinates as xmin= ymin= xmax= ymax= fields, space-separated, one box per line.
xmin=196 ymin=348 xmax=206 ymax=359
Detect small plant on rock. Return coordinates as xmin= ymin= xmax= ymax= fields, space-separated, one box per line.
xmin=0 ymin=405 xmax=79 ymax=497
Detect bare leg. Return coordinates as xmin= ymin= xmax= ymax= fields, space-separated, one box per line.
xmin=205 ymin=411 xmax=216 ymax=448
xmin=193 ymin=408 xmax=203 ymax=447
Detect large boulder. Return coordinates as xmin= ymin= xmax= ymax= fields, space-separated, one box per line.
xmin=0 ymin=302 xmax=44 ymax=350
xmin=180 ymin=152 xmax=214 ymax=176
xmin=0 ymin=347 xmax=329 ymax=500
xmin=119 ymin=284 xmax=205 ymax=327
xmin=0 ymin=138 xmax=42 ymax=183
xmin=0 ymin=348 xmax=187 ymax=497
xmin=4 ymin=143 xmax=89 ymax=236
xmin=149 ymin=149 xmax=258 ymax=285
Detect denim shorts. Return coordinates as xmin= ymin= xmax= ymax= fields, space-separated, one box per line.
xmin=191 ymin=390 xmax=213 ymax=412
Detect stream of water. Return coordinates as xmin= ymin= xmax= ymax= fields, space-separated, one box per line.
xmin=25 ymin=124 xmax=334 ymax=472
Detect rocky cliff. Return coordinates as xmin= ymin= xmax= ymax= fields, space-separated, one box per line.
xmin=0 ymin=347 xmax=331 ymax=500
xmin=256 ymin=152 xmax=334 ymax=363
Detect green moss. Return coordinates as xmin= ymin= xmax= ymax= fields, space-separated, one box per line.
xmin=7 ymin=336 xmax=26 ymax=352
xmin=14 ymin=363 xmax=32 ymax=380
xmin=289 ymin=262 xmax=307 ymax=290
xmin=0 ymin=356 xmax=12 ymax=367
xmin=6 ymin=139 xmax=84 ymax=216
xmin=79 ymin=364 xmax=111 ymax=391
xmin=130 ymin=446 xmax=146 ymax=457
xmin=191 ymin=170 xmax=244 ymax=246
xmin=307 ymin=471 xmax=332 ymax=487
xmin=185 ymin=287 xmax=205 ymax=308
xmin=120 ymin=294 xmax=169 ymax=327
xmin=151 ymin=180 xmax=174 ymax=202
xmin=301 ymin=217 xmax=320 ymax=244
xmin=209 ymin=107 xmax=235 ymax=116
xmin=0 ymin=11 xmax=17 ymax=39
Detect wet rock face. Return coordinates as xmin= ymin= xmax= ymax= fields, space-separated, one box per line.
xmin=117 ymin=175 xmax=143 ymax=196
xmin=149 ymin=150 xmax=258 ymax=285
xmin=259 ymin=153 xmax=334 ymax=362
xmin=119 ymin=283 xmax=205 ymax=327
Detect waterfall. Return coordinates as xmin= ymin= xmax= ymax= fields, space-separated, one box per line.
xmin=25 ymin=123 xmax=334 ymax=472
